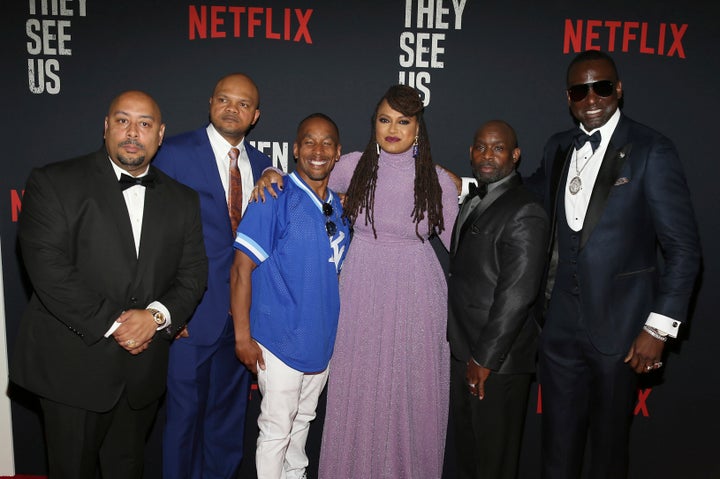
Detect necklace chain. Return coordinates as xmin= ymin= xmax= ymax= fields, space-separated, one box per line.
xmin=569 ymin=149 xmax=595 ymax=195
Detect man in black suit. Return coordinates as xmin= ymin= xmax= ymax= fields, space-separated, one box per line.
xmin=534 ymin=50 xmax=701 ymax=478
xmin=10 ymin=91 xmax=208 ymax=479
xmin=448 ymin=120 xmax=549 ymax=479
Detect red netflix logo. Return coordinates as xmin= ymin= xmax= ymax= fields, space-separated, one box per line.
xmin=11 ymin=189 xmax=24 ymax=223
xmin=563 ymin=19 xmax=687 ymax=59
xmin=188 ymin=6 xmax=313 ymax=44
xmin=536 ymin=385 xmax=654 ymax=417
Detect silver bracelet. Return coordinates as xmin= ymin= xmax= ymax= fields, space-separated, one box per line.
xmin=643 ymin=325 xmax=667 ymax=342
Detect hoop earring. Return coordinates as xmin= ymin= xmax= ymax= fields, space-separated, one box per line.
xmin=376 ymin=143 xmax=380 ymax=155
xmin=412 ymin=136 xmax=419 ymax=158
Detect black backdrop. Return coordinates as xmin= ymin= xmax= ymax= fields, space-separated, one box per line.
xmin=1 ymin=1 xmax=718 ymax=477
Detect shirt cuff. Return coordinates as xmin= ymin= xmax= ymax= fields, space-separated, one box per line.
xmin=459 ymin=177 xmax=476 ymax=204
xmin=103 ymin=302 xmax=173 ymax=338
xmin=104 ymin=320 xmax=122 ymax=338
xmin=645 ymin=312 xmax=680 ymax=338
xmin=147 ymin=301 xmax=172 ymax=330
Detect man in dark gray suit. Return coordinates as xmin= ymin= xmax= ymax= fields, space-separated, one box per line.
xmin=448 ymin=120 xmax=549 ymax=479
xmin=11 ymin=91 xmax=208 ymax=479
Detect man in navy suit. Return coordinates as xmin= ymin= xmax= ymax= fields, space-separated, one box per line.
xmin=534 ymin=50 xmax=701 ymax=478
xmin=154 ymin=73 xmax=272 ymax=479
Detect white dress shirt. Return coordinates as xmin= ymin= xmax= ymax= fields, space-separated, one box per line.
xmin=104 ymin=159 xmax=171 ymax=336
xmin=207 ymin=124 xmax=255 ymax=215
xmin=564 ymin=109 xmax=621 ymax=231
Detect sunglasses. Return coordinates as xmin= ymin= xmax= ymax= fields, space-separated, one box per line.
xmin=567 ymin=80 xmax=615 ymax=102
xmin=323 ymin=202 xmax=337 ymax=237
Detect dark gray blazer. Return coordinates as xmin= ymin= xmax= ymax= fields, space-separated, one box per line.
xmin=448 ymin=173 xmax=549 ymax=374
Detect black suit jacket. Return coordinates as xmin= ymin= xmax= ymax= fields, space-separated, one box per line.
xmin=448 ymin=174 xmax=549 ymax=374
xmin=533 ymin=114 xmax=701 ymax=354
xmin=11 ymin=149 xmax=208 ymax=411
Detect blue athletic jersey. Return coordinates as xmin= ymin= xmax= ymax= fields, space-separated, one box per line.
xmin=234 ymin=172 xmax=350 ymax=372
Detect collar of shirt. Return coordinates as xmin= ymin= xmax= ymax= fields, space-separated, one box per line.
xmin=108 ymin=157 xmax=147 ymax=256
xmin=206 ymin=123 xmax=247 ymax=168
xmin=288 ymin=171 xmax=334 ymax=207
xmin=206 ymin=124 xmax=258 ymax=216
xmin=577 ymin=108 xmax=621 ymax=153
xmin=487 ymin=170 xmax=517 ymax=193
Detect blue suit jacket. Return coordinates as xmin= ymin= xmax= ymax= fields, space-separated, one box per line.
xmin=153 ymin=127 xmax=272 ymax=345
xmin=536 ymin=114 xmax=701 ymax=354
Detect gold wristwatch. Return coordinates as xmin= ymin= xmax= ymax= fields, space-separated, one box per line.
xmin=147 ymin=308 xmax=166 ymax=326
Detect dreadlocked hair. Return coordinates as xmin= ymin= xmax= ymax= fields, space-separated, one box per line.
xmin=343 ymin=85 xmax=444 ymax=241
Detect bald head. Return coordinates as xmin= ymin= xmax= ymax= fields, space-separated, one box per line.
xmin=107 ymin=90 xmax=162 ymax=123
xmin=212 ymin=73 xmax=259 ymax=100
xmin=473 ymin=120 xmax=518 ymax=149
xmin=104 ymin=90 xmax=165 ymax=175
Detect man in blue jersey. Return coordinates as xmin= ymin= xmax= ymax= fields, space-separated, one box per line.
xmin=230 ymin=113 xmax=350 ymax=479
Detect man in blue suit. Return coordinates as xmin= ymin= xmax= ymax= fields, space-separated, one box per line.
xmin=154 ymin=73 xmax=272 ymax=479
xmin=534 ymin=51 xmax=701 ymax=479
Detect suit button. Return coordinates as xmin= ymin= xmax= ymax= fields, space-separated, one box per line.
xmin=130 ymin=297 xmax=138 ymax=304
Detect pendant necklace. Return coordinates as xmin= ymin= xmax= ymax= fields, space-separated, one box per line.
xmin=569 ymin=152 xmax=592 ymax=195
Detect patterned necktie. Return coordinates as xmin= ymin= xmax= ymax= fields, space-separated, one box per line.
xmin=573 ymin=130 xmax=601 ymax=153
xmin=228 ymin=147 xmax=243 ymax=234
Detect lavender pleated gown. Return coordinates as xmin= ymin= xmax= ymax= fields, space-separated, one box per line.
xmin=319 ymin=149 xmax=458 ymax=479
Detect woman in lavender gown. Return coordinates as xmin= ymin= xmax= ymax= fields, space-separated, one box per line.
xmin=317 ymin=85 xmax=459 ymax=478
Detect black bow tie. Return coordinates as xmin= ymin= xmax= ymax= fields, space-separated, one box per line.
xmin=573 ymin=131 xmax=601 ymax=153
xmin=119 ymin=172 xmax=156 ymax=190
xmin=467 ymin=182 xmax=488 ymax=200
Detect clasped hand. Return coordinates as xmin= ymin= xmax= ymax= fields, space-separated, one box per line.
xmin=112 ymin=309 xmax=157 ymax=355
